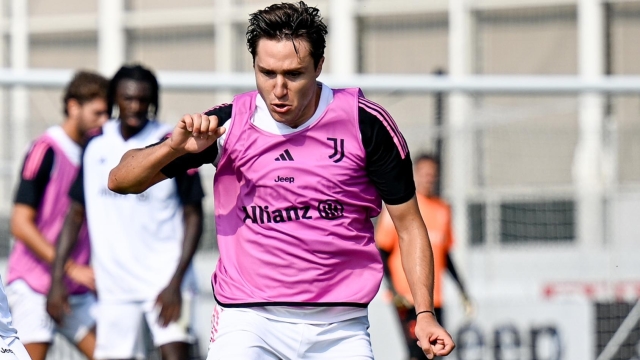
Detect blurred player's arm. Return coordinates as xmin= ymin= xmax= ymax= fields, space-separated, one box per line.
xmin=156 ymin=170 xmax=205 ymax=327
xmin=47 ymin=167 xmax=95 ymax=324
xmin=109 ymin=113 xmax=225 ymax=194
xmin=11 ymin=146 xmax=57 ymax=263
xmin=447 ymin=252 xmax=473 ymax=316
xmin=47 ymin=201 xmax=87 ymax=324
xmin=360 ymin=103 xmax=454 ymax=358
xmin=443 ymin=207 xmax=473 ymax=315
xmin=447 ymin=253 xmax=469 ymax=299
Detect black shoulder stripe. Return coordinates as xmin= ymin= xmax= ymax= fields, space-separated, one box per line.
xmin=358 ymin=103 xmax=415 ymax=206
xmin=204 ymin=103 xmax=233 ymax=120
xmin=358 ymin=98 xmax=409 ymax=158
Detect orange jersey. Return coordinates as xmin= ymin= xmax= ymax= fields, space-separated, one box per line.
xmin=375 ymin=194 xmax=454 ymax=308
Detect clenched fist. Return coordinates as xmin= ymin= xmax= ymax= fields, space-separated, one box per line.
xmin=168 ymin=114 xmax=226 ymax=155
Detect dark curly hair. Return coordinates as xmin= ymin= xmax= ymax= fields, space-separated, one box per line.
xmin=107 ymin=64 xmax=159 ymax=118
xmin=246 ymin=1 xmax=328 ymax=68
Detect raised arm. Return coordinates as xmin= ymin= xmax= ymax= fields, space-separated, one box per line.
xmin=108 ymin=113 xmax=225 ymax=194
xmin=386 ymin=196 xmax=455 ymax=359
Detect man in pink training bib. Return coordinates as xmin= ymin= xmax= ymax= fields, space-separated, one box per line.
xmin=108 ymin=2 xmax=455 ymax=359
xmin=7 ymin=71 xmax=109 ymax=360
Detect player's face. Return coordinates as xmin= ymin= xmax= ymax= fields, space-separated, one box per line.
xmin=414 ymin=159 xmax=438 ymax=197
xmin=254 ymin=38 xmax=324 ymax=128
xmin=77 ymin=98 xmax=109 ymax=135
xmin=115 ymin=79 xmax=153 ymax=130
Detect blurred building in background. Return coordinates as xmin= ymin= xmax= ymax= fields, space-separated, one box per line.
xmin=0 ymin=0 xmax=640 ymax=359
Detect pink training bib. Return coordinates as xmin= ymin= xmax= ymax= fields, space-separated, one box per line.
xmin=8 ymin=131 xmax=91 ymax=295
xmin=212 ymin=88 xmax=383 ymax=307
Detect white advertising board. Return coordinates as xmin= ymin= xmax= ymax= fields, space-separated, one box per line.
xmin=447 ymin=297 xmax=594 ymax=360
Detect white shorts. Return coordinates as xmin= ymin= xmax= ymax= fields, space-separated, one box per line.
xmin=6 ymin=280 xmax=96 ymax=345
xmin=0 ymin=335 xmax=33 ymax=360
xmin=94 ymin=295 xmax=195 ymax=360
xmin=207 ymin=305 xmax=374 ymax=360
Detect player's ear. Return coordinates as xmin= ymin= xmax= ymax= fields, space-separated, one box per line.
xmin=67 ymin=99 xmax=81 ymax=119
xmin=315 ymin=57 xmax=325 ymax=78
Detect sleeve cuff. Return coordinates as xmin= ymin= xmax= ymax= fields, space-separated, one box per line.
xmin=382 ymin=191 xmax=416 ymax=206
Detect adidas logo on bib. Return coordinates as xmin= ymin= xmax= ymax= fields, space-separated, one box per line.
xmin=274 ymin=149 xmax=294 ymax=161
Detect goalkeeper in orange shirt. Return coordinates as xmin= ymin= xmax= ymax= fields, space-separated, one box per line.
xmin=375 ymin=154 xmax=472 ymax=360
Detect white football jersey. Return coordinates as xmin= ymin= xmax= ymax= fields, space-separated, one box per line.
xmin=81 ymin=120 xmax=195 ymax=301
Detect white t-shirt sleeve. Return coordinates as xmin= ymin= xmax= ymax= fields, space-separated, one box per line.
xmin=213 ymin=118 xmax=232 ymax=167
